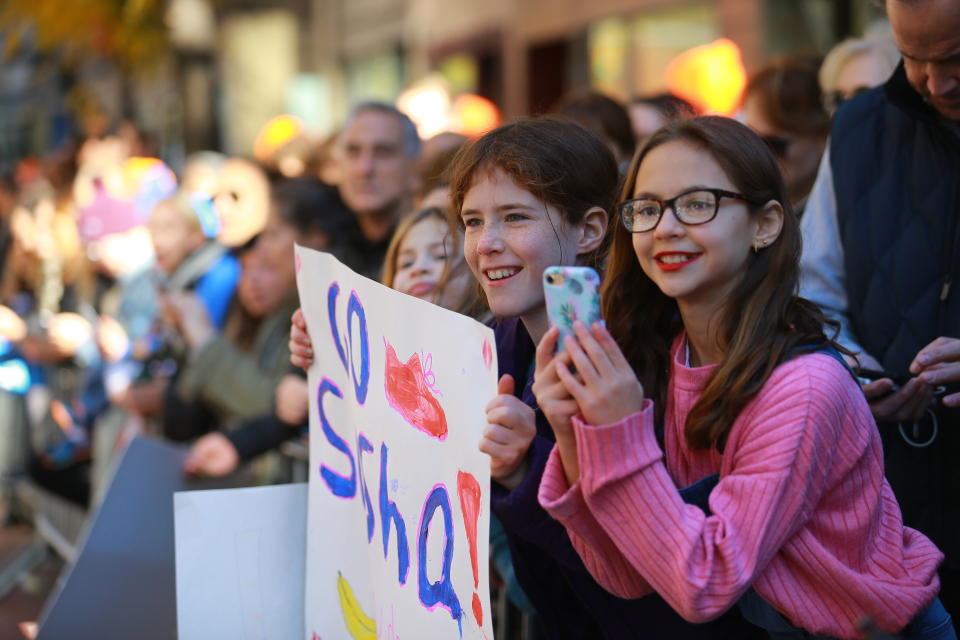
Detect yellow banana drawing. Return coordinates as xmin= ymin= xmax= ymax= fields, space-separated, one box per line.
xmin=337 ymin=571 xmax=377 ymax=640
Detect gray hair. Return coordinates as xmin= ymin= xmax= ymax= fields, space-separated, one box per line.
xmin=343 ymin=101 xmax=422 ymax=158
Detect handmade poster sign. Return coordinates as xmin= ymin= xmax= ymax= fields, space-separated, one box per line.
xmin=296 ymin=246 xmax=497 ymax=640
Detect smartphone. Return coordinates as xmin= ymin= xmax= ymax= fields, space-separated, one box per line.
xmin=543 ymin=266 xmax=601 ymax=352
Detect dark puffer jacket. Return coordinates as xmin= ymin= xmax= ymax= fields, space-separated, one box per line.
xmin=830 ymin=62 xmax=960 ymax=565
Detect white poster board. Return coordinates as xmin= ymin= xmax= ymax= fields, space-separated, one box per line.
xmin=175 ymin=483 xmax=307 ymax=640
xmin=296 ymin=246 xmax=496 ymax=640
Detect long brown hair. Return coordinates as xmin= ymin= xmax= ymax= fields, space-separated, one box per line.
xmin=448 ymin=117 xmax=618 ymax=271
xmin=603 ymin=116 xmax=844 ymax=450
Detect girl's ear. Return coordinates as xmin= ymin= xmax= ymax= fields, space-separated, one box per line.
xmin=577 ymin=206 xmax=608 ymax=254
xmin=753 ymin=200 xmax=784 ymax=249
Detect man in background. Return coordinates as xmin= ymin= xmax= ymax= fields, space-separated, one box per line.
xmin=800 ymin=0 xmax=960 ymax=615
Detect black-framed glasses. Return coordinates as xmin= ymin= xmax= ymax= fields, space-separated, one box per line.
xmin=619 ymin=188 xmax=756 ymax=233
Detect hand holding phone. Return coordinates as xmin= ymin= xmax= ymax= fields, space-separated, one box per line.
xmin=543 ymin=266 xmax=601 ymax=352
xmin=855 ymin=368 xmax=912 ymax=390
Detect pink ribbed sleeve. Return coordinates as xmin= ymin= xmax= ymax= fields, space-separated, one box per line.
xmin=539 ymin=443 xmax=654 ymax=599
xmin=539 ymin=352 xmax=942 ymax=638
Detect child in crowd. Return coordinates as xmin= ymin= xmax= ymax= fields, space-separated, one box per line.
xmin=628 ymin=93 xmax=699 ymax=152
xmin=148 ymin=192 xmax=239 ymax=329
xmin=534 ymin=116 xmax=952 ymax=638
xmin=379 ymin=205 xmax=477 ymax=315
xmin=178 ymin=178 xmax=352 ymax=476
xmin=289 ymin=204 xmax=477 ymax=361
xmin=114 ymin=193 xmax=240 ymax=421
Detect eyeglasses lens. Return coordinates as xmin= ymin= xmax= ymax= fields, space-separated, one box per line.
xmin=676 ymin=191 xmax=718 ymax=224
xmin=622 ymin=190 xmax=719 ymax=232
xmin=622 ymin=200 xmax=661 ymax=232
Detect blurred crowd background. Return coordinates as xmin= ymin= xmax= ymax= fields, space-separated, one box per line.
xmin=0 ymin=0 xmax=889 ymax=167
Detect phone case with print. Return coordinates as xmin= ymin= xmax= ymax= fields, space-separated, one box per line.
xmin=543 ymin=266 xmax=601 ymax=352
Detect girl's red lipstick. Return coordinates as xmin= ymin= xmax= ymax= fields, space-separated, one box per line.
xmin=654 ymin=251 xmax=702 ymax=272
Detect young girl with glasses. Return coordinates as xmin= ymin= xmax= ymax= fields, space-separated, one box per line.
xmin=533 ymin=116 xmax=953 ymax=638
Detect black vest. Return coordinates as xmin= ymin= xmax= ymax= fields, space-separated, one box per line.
xmin=831 ymin=63 xmax=960 ymax=376
xmin=830 ymin=63 xmax=960 ymax=563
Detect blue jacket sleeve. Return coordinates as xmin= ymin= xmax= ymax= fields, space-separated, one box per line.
xmin=195 ymin=254 xmax=240 ymax=329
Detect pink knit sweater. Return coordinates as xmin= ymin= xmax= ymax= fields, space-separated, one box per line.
xmin=538 ymin=336 xmax=942 ymax=638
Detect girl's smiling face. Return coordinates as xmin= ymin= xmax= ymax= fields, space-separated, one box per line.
xmin=631 ymin=140 xmax=767 ymax=310
xmin=391 ymin=215 xmax=451 ymax=301
xmin=460 ymin=168 xmax=581 ymax=329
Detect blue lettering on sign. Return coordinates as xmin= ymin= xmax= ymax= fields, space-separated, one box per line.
xmin=327 ymin=283 xmax=348 ymax=372
xmin=326 ymin=283 xmax=370 ymax=405
xmin=315 ymin=284 xmax=469 ymax=630
xmin=317 ymin=378 xmax=355 ymax=498
xmin=358 ymin=433 xmax=375 ymax=542
xmin=346 ymin=292 xmax=370 ymax=405
xmin=417 ymin=485 xmax=463 ymax=632
xmin=379 ymin=444 xmax=410 ymax=584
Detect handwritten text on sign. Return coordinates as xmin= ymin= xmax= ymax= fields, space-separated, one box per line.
xmin=296 ymin=247 xmax=496 ymax=640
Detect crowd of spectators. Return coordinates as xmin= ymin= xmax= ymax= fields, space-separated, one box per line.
xmin=0 ymin=2 xmax=957 ymax=632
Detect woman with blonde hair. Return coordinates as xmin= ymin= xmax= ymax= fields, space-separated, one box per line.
xmin=819 ymin=37 xmax=900 ymax=115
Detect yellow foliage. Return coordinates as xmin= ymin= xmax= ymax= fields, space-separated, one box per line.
xmin=0 ymin=0 xmax=169 ymax=68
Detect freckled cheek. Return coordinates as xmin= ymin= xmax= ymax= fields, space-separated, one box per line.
xmin=518 ymin=228 xmax=559 ymax=269
xmin=462 ymin=236 xmax=482 ymax=278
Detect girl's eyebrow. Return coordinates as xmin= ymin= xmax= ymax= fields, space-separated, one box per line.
xmin=633 ymin=185 xmax=715 ymax=199
xmin=460 ymin=203 xmax=535 ymax=216
xmin=494 ymin=203 xmax=535 ymax=212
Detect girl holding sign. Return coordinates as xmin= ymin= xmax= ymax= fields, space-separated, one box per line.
xmin=445 ymin=118 xmax=754 ymax=638
xmin=533 ymin=116 xmax=951 ymax=637
xmin=289 ymin=204 xmax=484 ymax=366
